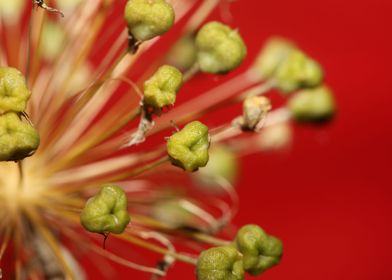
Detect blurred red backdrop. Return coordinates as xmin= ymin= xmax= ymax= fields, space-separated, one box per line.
xmin=83 ymin=0 xmax=392 ymax=279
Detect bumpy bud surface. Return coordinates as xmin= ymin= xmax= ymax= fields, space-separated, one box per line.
xmin=275 ymin=50 xmax=323 ymax=93
xmin=167 ymin=121 xmax=210 ymax=172
xmin=144 ymin=65 xmax=183 ymax=108
xmin=254 ymin=37 xmax=295 ymax=79
xmin=288 ymin=85 xmax=335 ymax=122
xmin=194 ymin=145 xmax=238 ymax=191
xmin=242 ymin=96 xmax=271 ymax=131
xmin=124 ymin=0 xmax=175 ymax=41
xmin=80 ymin=184 xmax=130 ymax=234
xmin=0 ymin=112 xmax=40 ymax=161
xmin=0 ymin=67 xmax=31 ymax=114
xmin=197 ymin=246 xmax=244 ymax=280
xmin=234 ymin=224 xmax=283 ymax=276
xmin=195 ymin=21 xmax=247 ymax=74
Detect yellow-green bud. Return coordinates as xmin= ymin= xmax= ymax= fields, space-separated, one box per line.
xmin=254 ymin=37 xmax=295 ymax=79
xmin=40 ymin=21 xmax=66 ymax=61
xmin=288 ymin=85 xmax=335 ymax=122
xmin=194 ymin=145 xmax=238 ymax=191
xmin=197 ymin=246 xmax=244 ymax=280
xmin=151 ymin=198 xmax=194 ymax=228
xmin=275 ymin=50 xmax=323 ymax=93
xmin=80 ymin=184 xmax=130 ymax=234
xmin=0 ymin=0 xmax=26 ymax=24
xmin=242 ymin=96 xmax=271 ymax=131
xmin=166 ymin=35 xmax=197 ymax=70
xmin=0 ymin=112 xmax=40 ymax=161
xmin=144 ymin=65 xmax=183 ymax=108
xmin=234 ymin=225 xmax=283 ymax=276
xmin=124 ymin=0 xmax=175 ymax=41
xmin=167 ymin=121 xmax=210 ymax=172
xmin=0 ymin=67 xmax=31 ymax=114
xmin=195 ymin=21 xmax=247 ymax=74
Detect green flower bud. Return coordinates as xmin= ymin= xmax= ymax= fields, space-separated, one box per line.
xmin=40 ymin=21 xmax=66 ymax=61
xmin=195 ymin=21 xmax=247 ymax=74
xmin=167 ymin=121 xmax=210 ymax=172
xmin=0 ymin=67 xmax=31 ymax=114
xmin=288 ymin=85 xmax=335 ymax=122
xmin=254 ymin=37 xmax=295 ymax=79
xmin=275 ymin=50 xmax=323 ymax=93
xmin=197 ymin=246 xmax=244 ymax=280
xmin=242 ymin=96 xmax=271 ymax=131
xmin=194 ymin=145 xmax=238 ymax=191
xmin=151 ymin=198 xmax=194 ymax=228
xmin=0 ymin=112 xmax=40 ymax=161
xmin=80 ymin=184 xmax=130 ymax=234
xmin=144 ymin=65 xmax=183 ymax=108
xmin=124 ymin=0 xmax=175 ymax=41
xmin=234 ymin=224 xmax=283 ymax=276
xmin=166 ymin=35 xmax=197 ymax=70
xmin=0 ymin=0 xmax=26 ymax=24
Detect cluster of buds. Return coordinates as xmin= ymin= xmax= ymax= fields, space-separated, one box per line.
xmin=197 ymin=225 xmax=283 ymax=280
xmin=254 ymin=38 xmax=335 ymax=122
xmin=0 ymin=67 xmax=39 ymax=161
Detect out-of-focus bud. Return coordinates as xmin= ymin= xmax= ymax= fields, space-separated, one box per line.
xmin=254 ymin=37 xmax=295 ymax=79
xmin=55 ymin=0 xmax=82 ymax=13
xmin=275 ymin=50 xmax=324 ymax=93
xmin=40 ymin=21 xmax=66 ymax=61
xmin=194 ymin=145 xmax=239 ymax=192
xmin=80 ymin=184 xmax=130 ymax=234
xmin=151 ymin=198 xmax=194 ymax=228
xmin=234 ymin=224 xmax=283 ymax=276
xmin=143 ymin=65 xmax=183 ymax=109
xmin=197 ymin=246 xmax=244 ymax=280
xmin=195 ymin=21 xmax=247 ymax=74
xmin=0 ymin=0 xmax=26 ymax=25
xmin=0 ymin=67 xmax=31 ymax=114
xmin=124 ymin=0 xmax=175 ymax=42
xmin=0 ymin=112 xmax=40 ymax=162
xmin=167 ymin=121 xmax=210 ymax=172
xmin=241 ymin=96 xmax=271 ymax=131
xmin=166 ymin=35 xmax=198 ymax=71
xmin=258 ymin=123 xmax=292 ymax=151
xmin=288 ymin=85 xmax=335 ymax=122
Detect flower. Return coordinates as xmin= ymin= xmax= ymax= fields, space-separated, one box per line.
xmin=0 ymin=0 xmax=335 ymax=278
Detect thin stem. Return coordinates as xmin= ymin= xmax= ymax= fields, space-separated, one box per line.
xmin=17 ymin=161 xmax=24 ymax=189
xmin=119 ymin=233 xmax=198 ymax=265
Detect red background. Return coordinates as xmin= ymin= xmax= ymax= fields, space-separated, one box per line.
xmin=87 ymin=0 xmax=392 ymax=279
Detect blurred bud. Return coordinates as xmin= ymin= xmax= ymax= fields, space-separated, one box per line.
xmin=55 ymin=0 xmax=82 ymax=13
xmin=166 ymin=35 xmax=198 ymax=71
xmin=40 ymin=21 xmax=66 ymax=61
xmin=197 ymin=246 xmax=244 ymax=280
xmin=195 ymin=21 xmax=247 ymax=74
xmin=124 ymin=0 xmax=175 ymax=41
xmin=0 ymin=67 xmax=31 ymax=114
xmin=144 ymin=65 xmax=183 ymax=108
xmin=288 ymin=85 xmax=335 ymax=122
xmin=258 ymin=123 xmax=292 ymax=151
xmin=151 ymin=198 xmax=194 ymax=228
xmin=0 ymin=112 xmax=40 ymax=162
xmin=0 ymin=0 xmax=26 ymax=24
xmin=80 ymin=184 xmax=130 ymax=234
xmin=193 ymin=145 xmax=239 ymax=192
xmin=234 ymin=224 xmax=283 ymax=276
xmin=241 ymin=96 xmax=271 ymax=131
xmin=167 ymin=121 xmax=210 ymax=172
xmin=254 ymin=37 xmax=295 ymax=79
xmin=275 ymin=50 xmax=324 ymax=93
